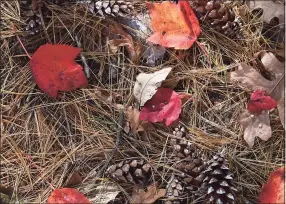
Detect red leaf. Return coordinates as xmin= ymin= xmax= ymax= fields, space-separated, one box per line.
xmin=146 ymin=1 xmax=200 ymax=49
xmin=139 ymin=88 xmax=181 ymax=126
xmin=247 ymin=90 xmax=277 ymax=113
xmin=30 ymin=44 xmax=88 ymax=97
xmin=47 ymin=188 xmax=90 ymax=204
xmin=259 ymin=167 xmax=285 ymax=204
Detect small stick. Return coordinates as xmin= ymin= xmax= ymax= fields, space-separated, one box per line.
xmin=12 ymin=25 xmax=31 ymax=59
xmin=74 ymin=35 xmax=90 ymax=78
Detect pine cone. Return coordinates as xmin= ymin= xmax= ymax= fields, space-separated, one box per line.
xmin=78 ymin=0 xmax=134 ymax=17
xmin=164 ymin=175 xmax=184 ymax=204
xmin=170 ymin=126 xmax=206 ymax=195
xmin=106 ymin=159 xmax=151 ymax=185
xmin=190 ymin=0 xmax=244 ymax=39
xmin=197 ymin=153 xmax=237 ymax=204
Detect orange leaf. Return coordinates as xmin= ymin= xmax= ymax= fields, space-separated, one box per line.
xmin=47 ymin=188 xmax=90 ymax=204
xmin=146 ymin=1 xmax=200 ymax=49
xmin=259 ymin=167 xmax=285 ymax=203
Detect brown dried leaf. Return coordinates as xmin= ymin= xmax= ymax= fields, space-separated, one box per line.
xmin=131 ymin=183 xmax=166 ymax=204
xmin=143 ymin=43 xmax=166 ymax=67
xmin=108 ymin=24 xmax=141 ymax=62
xmin=126 ymin=106 xmax=153 ymax=133
xmin=32 ymin=0 xmax=43 ymax=13
xmin=277 ymin=95 xmax=285 ymax=128
xmin=65 ymin=172 xmax=82 ymax=187
xmin=239 ymin=110 xmax=272 ymax=148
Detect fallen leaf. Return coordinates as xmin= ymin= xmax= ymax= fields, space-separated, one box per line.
xmin=146 ymin=1 xmax=200 ymax=49
xmin=139 ymin=88 xmax=181 ymax=126
xmin=259 ymin=167 xmax=285 ymax=203
xmin=277 ymin=95 xmax=285 ymax=128
xmin=239 ymin=110 xmax=272 ymax=148
xmin=247 ymin=1 xmax=284 ymax=28
xmin=131 ymin=183 xmax=166 ymax=204
xmin=65 ymin=172 xmax=82 ymax=187
xmin=126 ymin=106 xmax=151 ymax=133
xmin=230 ymin=52 xmax=284 ymax=128
xmin=47 ymin=188 xmax=90 ymax=204
xmin=109 ymin=23 xmax=141 ymax=62
xmin=143 ymin=43 xmax=166 ymax=66
xmin=89 ymin=182 xmax=121 ymax=204
xmin=247 ymin=90 xmax=277 ymax=113
xmin=30 ymin=44 xmax=88 ymax=98
xmin=133 ymin=67 xmax=172 ymax=106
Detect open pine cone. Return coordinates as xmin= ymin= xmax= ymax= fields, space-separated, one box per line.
xmin=190 ymin=0 xmax=244 ymax=39
xmin=106 ymin=159 xmax=151 ymax=185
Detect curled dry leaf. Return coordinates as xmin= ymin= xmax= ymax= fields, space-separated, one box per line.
xmin=259 ymin=167 xmax=285 ymax=204
xmin=65 ymin=172 xmax=82 ymax=187
xmin=247 ymin=1 xmax=284 ymax=28
xmin=139 ymin=88 xmax=181 ymax=126
xmin=247 ymin=90 xmax=277 ymax=113
xmin=133 ymin=67 xmax=172 ymax=106
xmin=108 ymin=23 xmax=142 ymax=62
xmin=239 ymin=110 xmax=272 ymax=148
xmin=126 ymin=106 xmax=153 ymax=133
xmin=230 ymin=52 xmax=285 ymax=127
xmin=146 ymin=1 xmax=200 ymax=49
xmin=30 ymin=44 xmax=88 ymax=98
xmin=47 ymin=188 xmax=90 ymax=204
xmin=131 ymin=183 xmax=166 ymax=204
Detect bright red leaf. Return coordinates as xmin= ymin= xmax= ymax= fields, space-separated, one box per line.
xmin=30 ymin=44 xmax=88 ymax=98
xmin=259 ymin=167 xmax=285 ymax=204
xmin=139 ymin=88 xmax=181 ymax=126
xmin=47 ymin=188 xmax=90 ymax=204
xmin=146 ymin=1 xmax=200 ymax=49
xmin=247 ymin=90 xmax=277 ymax=113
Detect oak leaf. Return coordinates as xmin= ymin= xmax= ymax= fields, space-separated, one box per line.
xmin=131 ymin=183 xmax=166 ymax=204
xmin=239 ymin=110 xmax=272 ymax=148
xmin=230 ymin=52 xmax=285 ymax=128
xmin=259 ymin=167 xmax=285 ymax=203
xmin=30 ymin=44 xmax=88 ymax=98
xmin=133 ymin=67 xmax=172 ymax=106
xmin=146 ymin=1 xmax=200 ymax=49
xmin=47 ymin=188 xmax=90 ymax=204
xmin=139 ymin=88 xmax=181 ymax=126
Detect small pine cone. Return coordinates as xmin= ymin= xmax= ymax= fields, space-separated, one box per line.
xmin=79 ymin=0 xmax=134 ymax=17
xmin=106 ymin=159 xmax=151 ymax=185
xmin=190 ymin=0 xmax=244 ymax=38
xmin=164 ymin=175 xmax=184 ymax=204
xmin=197 ymin=153 xmax=237 ymax=204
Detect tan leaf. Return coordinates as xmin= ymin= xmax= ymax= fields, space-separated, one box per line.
xmin=109 ymin=24 xmax=141 ymax=62
xmin=133 ymin=67 xmax=172 ymax=106
xmin=131 ymin=183 xmax=166 ymax=204
xmin=277 ymin=96 xmax=285 ymax=128
xmin=247 ymin=1 xmax=284 ymax=28
xmin=126 ymin=106 xmax=153 ymax=133
xmin=239 ymin=110 xmax=272 ymax=148
xmin=230 ymin=52 xmax=285 ymax=128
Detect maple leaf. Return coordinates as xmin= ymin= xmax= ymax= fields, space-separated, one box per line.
xmin=131 ymin=183 xmax=166 ymax=204
xmin=259 ymin=167 xmax=285 ymax=203
xmin=47 ymin=188 xmax=90 ymax=204
xmin=146 ymin=1 xmax=200 ymax=49
xmin=139 ymin=88 xmax=181 ymax=126
xmin=247 ymin=90 xmax=277 ymax=113
xmin=30 ymin=44 xmax=88 ymax=98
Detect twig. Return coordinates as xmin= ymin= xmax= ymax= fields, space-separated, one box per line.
xmin=12 ymin=25 xmax=31 ymax=59
xmin=75 ymin=35 xmax=90 ymax=78
xmin=96 ymin=110 xmax=124 ymax=178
